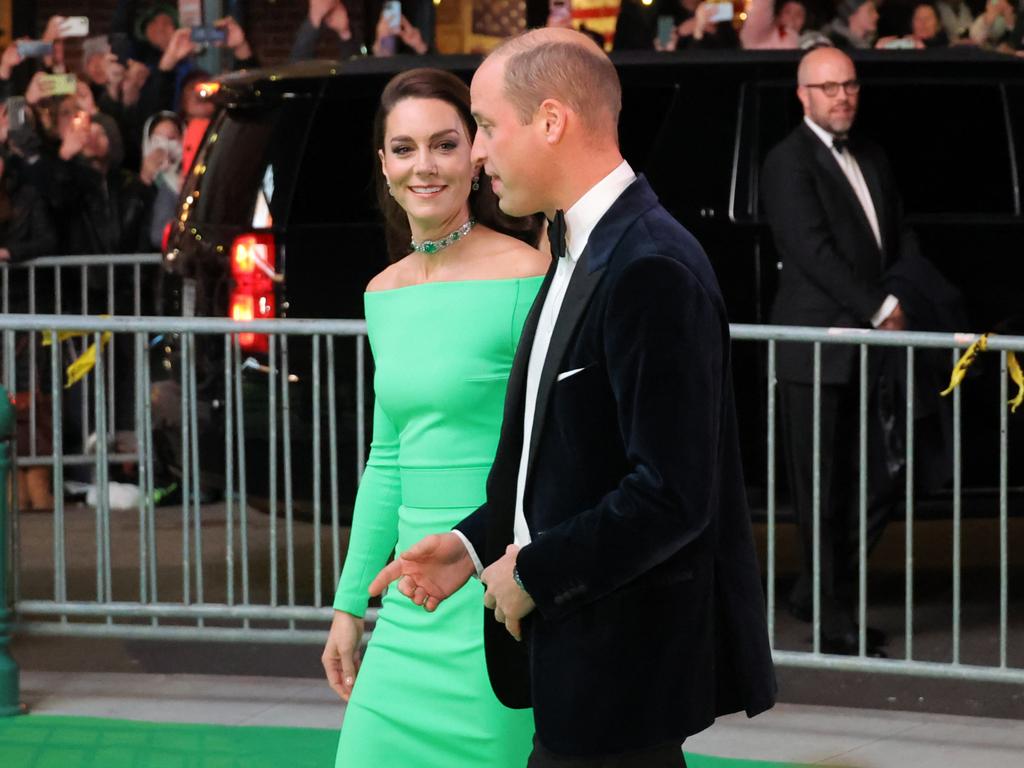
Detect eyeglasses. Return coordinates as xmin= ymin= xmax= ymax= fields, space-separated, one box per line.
xmin=804 ymin=80 xmax=861 ymax=97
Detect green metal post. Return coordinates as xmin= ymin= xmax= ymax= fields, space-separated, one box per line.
xmin=0 ymin=386 xmax=20 ymax=716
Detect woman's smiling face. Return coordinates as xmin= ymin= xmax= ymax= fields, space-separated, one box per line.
xmin=379 ymin=97 xmax=475 ymax=237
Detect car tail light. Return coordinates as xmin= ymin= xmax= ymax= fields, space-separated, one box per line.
xmin=161 ymin=221 xmax=173 ymax=253
xmin=229 ymin=233 xmax=277 ymax=353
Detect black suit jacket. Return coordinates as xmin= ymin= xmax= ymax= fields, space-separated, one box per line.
xmin=456 ymin=177 xmax=776 ymax=757
xmin=761 ymin=123 xmax=915 ymax=384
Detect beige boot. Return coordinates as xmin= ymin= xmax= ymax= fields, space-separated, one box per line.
xmin=24 ymin=466 xmax=54 ymax=511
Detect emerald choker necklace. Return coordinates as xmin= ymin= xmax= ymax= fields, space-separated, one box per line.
xmin=410 ymin=218 xmax=476 ymax=255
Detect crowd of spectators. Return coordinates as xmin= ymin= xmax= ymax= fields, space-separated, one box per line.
xmin=1 ymin=0 xmax=1023 ymax=269
xmin=618 ymin=0 xmax=1024 ymax=52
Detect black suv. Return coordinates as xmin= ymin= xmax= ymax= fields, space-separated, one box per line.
xmin=159 ymin=50 xmax=1024 ymax=519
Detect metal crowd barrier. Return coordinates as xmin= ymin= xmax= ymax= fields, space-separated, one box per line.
xmin=1 ymin=254 xmax=162 ymax=472
xmin=732 ymin=324 xmax=1024 ymax=684
xmin=0 ymin=308 xmax=1020 ymax=685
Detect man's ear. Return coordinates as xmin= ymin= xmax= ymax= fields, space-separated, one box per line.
xmin=796 ymin=85 xmax=810 ymax=115
xmin=538 ymin=98 xmax=568 ymax=145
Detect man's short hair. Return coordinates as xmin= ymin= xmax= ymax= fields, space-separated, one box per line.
xmin=490 ymin=33 xmax=621 ymax=135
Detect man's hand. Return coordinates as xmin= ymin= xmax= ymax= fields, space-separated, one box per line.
xmin=368 ymin=532 xmax=475 ymax=612
xmin=321 ymin=610 xmax=365 ymax=701
xmin=0 ymin=41 xmax=24 ymax=80
xmin=159 ymin=28 xmax=197 ymax=72
xmin=324 ymin=3 xmax=353 ymax=41
xmin=481 ymin=544 xmax=535 ymax=641
xmin=398 ymin=17 xmax=428 ymax=54
xmin=309 ymin=0 xmax=339 ymax=27
xmin=878 ymin=302 xmax=906 ymax=331
xmin=121 ymin=60 xmax=149 ymax=106
xmin=214 ymin=16 xmax=253 ymax=60
xmin=59 ymin=114 xmax=91 ymax=161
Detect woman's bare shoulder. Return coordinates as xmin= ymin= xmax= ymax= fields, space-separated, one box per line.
xmin=366 ymin=257 xmax=416 ymax=292
xmin=476 ymin=230 xmax=548 ymax=279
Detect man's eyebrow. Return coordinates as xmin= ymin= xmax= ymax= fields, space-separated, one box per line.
xmin=471 ymin=111 xmax=488 ymax=123
xmin=389 ymin=128 xmax=462 ymax=143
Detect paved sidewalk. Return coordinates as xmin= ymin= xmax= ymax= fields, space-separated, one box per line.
xmin=15 ymin=671 xmax=1024 ymax=767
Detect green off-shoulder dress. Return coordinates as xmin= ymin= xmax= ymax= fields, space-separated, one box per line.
xmin=333 ymin=277 xmax=543 ymax=768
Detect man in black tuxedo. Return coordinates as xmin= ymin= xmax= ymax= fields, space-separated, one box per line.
xmin=761 ymin=46 xmax=910 ymax=656
xmin=371 ymin=28 xmax=775 ymax=766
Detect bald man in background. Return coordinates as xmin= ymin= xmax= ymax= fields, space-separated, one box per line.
xmin=761 ymin=47 xmax=915 ymax=657
xmin=372 ymin=27 xmax=775 ymax=768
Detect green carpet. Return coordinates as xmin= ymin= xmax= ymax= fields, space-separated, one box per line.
xmin=0 ymin=715 xmax=804 ymax=767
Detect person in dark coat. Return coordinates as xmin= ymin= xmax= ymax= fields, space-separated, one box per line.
xmin=369 ymin=28 xmax=775 ymax=768
xmin=760 ymin=47 xmax=923 ymax=656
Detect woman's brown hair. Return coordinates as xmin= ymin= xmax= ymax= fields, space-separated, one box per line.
xmin=372 ymin=68 xmax=542 ymax=261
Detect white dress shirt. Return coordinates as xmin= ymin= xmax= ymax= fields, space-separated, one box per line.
xmin=455 ymin=161 xmax=637 ymax=574
xmin=803 ymin=117 xmax=898 ymax=327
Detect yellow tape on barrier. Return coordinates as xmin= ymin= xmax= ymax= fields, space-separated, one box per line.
xmin=941 ymin=333 xmax=1024 ymax=413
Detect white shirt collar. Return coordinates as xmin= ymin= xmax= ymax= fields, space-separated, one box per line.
xmin=562 ymin=160 xmax=637 ymax=262
xmin=803 ymin=115 xmax=843 ymax=152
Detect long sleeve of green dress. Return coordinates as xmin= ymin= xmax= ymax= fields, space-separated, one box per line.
xmin=332 ymin=398 xmax=401 ymax=616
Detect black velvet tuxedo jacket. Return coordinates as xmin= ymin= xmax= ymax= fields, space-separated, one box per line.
xmin=761 ymin=123 xmax=916 ymax=384
xmin=455 ymin=177 xmax=776 ymax=757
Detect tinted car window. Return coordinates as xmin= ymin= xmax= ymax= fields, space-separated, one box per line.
xmin=190 ymin=100 xmax=315 ymax=227
xmin=289 ymin=96 xmax=381 ymax=227
xmin=736 ymin=81 xmax=1019 ymax=221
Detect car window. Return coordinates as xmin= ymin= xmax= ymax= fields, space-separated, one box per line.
xmin=189 ymin=100 xmax=315 ymax=227
xmin=736 ymin=81 xmax=1019 ymax=222
xmin=288 ymin=96 xmax=382 ymax=227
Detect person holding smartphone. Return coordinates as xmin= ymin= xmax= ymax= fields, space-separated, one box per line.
xmin=372 ymin=0 xmax=430 ymax=56
xmin=615 ymin=0 xmax=738 ymax=51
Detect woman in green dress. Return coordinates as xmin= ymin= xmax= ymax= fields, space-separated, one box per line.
xmin=322 ymin=68 xmax=549 ymax=767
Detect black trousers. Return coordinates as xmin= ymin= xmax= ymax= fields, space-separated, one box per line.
xmin=780 ymin=382 xmax=899 ymax=637
xmin=527 ymin=737 xmax=686 ymax=768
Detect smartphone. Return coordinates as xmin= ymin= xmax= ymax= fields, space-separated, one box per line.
xmin=6 ymin=97 xmax=28 ymax=133
xmin=16 ymin=40 xmax=55 ymax=58
xmin=58 ymin=16 xmax=90 ymax=38
xmin=39 ymin=73 xmax=78 ymax=98
xmin=382 ymin=0 xmax=402 ymax=33
xmin=190 ymin=26 xmax=228 ymax=45
xmin=707 ymin=2 xmax=734 ymax=23
xmin=882 ymin=37 xmax=916 ymax=49
xmin=657 ymin=15 xmax=675 ymax=48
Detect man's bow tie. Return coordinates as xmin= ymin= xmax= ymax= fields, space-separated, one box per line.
xmin=832 ymin=136 xmax=850 ymax=154
xmin=547 ymin=210 xmax=567 ymax=261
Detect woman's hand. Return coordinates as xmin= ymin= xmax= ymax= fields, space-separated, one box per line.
xmin=321 ymin=610 xmax=366 ymax=701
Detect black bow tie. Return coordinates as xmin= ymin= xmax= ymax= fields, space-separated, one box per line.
xmin=832 ymin=136 xmax=850 ymax=154
xmin=547 ymin=210 xmax=567 ymax=261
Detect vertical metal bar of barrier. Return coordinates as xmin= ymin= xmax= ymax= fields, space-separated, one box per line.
xmin=268 ymin=334 xmax=278 ymax=607
xmin=180 ymin=333 xmax=192 ymax=606
xmin=904 ymin=346 xmax=915 ymax=661
xmin=766 ymin=340 xmax=776 ymax=648
xmin=999 ymin=350 xmax=1009 ymax=668
xmin=313 ymin=335 xmax=323 ymax=608
xmin=858 ymin=344 xmax=868 ymax=657
xmin=952 ymin=348 xmax=962 ymax=665
xmin=50 ymin=335 xmax=67 ymax=616
xmin=28 ymin=267 xmax=36 ymax=456
xmin=224 ymin=336 xmax=235 ymax=607
xmin=189 ymin=330 xmax=203 ymax=622
xmin=80 ymin=267 xmax=89 ymax=463
xmin=356 ymin=337 xmax=366 ymax=481
xmin=327 ymin=336 xmax=341 ymax=588
xmin=136 ymin=331 xmax=147 ymax=604
xmin=106 ymin=264 xmax=115 ymax=450
xmin=143 ymin=333 xmax=158 ymax=621
xmin=54 ymin=266 xmax=61 ymax=317
xmin=134 ymin=264 xmax=142 ymax=316
xmin=233 ymin=336 xmax=251 ymax=626
xmin=94 ymin=331 xmax=113 ymax=615
xmin=812 ymin=342 xmax=822 ymax=654
xmin=281 ymin=336 xmax=296 ymax=621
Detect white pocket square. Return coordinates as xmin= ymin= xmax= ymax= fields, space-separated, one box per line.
xmin=557 ymin=367 xmax=586 ymax=382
